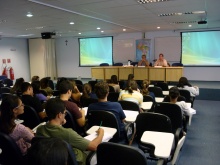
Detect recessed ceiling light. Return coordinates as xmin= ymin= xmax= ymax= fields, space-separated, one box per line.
xmin=97 ymin=27 xmax=101 ymax=30
xmin=123 ymin=29 xmax=126 ymax=31
xmin=26 ymin=12 xmax=33 ymax=17
xmin=69 ymin=22 xmax=74 ymax=25
xmin=101 ymin=31 xmax=104 ymax=33
xmin=137 ymin=0 xmax=169 ymax=4
xmin=157 ymin=27 xmax=160 ymax=29
xmin=192 ymin=11 xmax=206 ymax=14
xmin=188 ymin=25 xmax=192 ymax=27
xmin=17 ymin=34 xmax=34 ymax=37
xmin=78 ymin=33 xmax=81 ymax=34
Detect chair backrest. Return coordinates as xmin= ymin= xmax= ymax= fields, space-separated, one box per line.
xmin=135 ymin=112 xmax=172 ymax=143
xmin=3 ymin=78 xmax=13 ymax=87
xmin=108 ymin=85 xmax=115 ymax=92
xmin=1 ymin=87 xmax=11 ymax=94
xmin=80 ymin=97 xmax=98 ymax=107
xmin=107 ymin=92 xmax=119 ymax=102
xmin=163 ymin=95 xmax=186 ymax=102
xmin=179 ymin=89 xmax=192 ymax=103
xmin=118 ymin=100 xmax=140 ymax=112
xmin=172 ymin=63 xmax=183 ymax=67
xmin=154 ymin=103 xmax=183 ymax=133
xmin=118 ymin=80 xmax=125 ymax=90
xmin=156 ymin=82 xmax=169 ymax=91
xmin=113 ymin=62 xmax=123 ymax=66
xmin=100 ymin=63 xmax=109 ymax=66
xmin=18 ymin=105 xmax=41 ymax=129
xmin=63 ymin=110 xmax=77 ymax=131
xmin=0 ymin=132 xmax=26 ymax=165
xmin=143 ymin=95 xmax=156 ymax=111
xmin=148 ymin=86 xmax=164 ymax=97
xmin=1 ymin=93 xmax=14 ymax=99
xmin=75 ymin=80 xmax=83 ymax=85
xmin=87 ymin=110 xmax=120 ymax=141
xmin=97 ymin=142 xmax=147 ymax=165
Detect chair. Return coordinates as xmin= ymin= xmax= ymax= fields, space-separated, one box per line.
xmin=3 ymin=78 xmax=13 ymax=87
xmin=18 ymin=105 xmax=41 ymax=129
xmin=80 ymin=97 xmax=98 ymax=107
xmin=109 ymin=85 xmax=115 ymax=92
xmin=0 ymin=132 xmax=27 ymax=165
xmin=1 ymin=87 xmax=11 ymax=93
xmin=63 ymin=110 xmax=77 ymax=131
xmin=143 ymin=95 xmax=156 ymax=111
xmin=154 ymin=103 xmax=185 ymax=147
xmin=100 ymin=63 xmax=109 ymax=66
xmin=113 ymin=62 xmax=123 ymax=66
xmin=135 ymin=112 xmax=172 ymax=158
xmin=118 ymin=100 xmax=140 ymax=112
xmin=172 ymin=63 xmax=183 ymax=67
xmin=107 ymin=92 xmax=119 ymax=102
xmin=179 ymin=89 xmax=194 ymax=107
xmin=97 ymin=142 xmax=147 ymax=165
xmin=163 ymin=95 xmax=186 ymax=102
xmin=131 ymin=62 xmax=138 ymax=66
xmin=148 ymin=86 xmax=164 ymax=97
xmin=156 ymin=82 xmax=169 ymax=91
xmin=118 ymin=80 xmax=125 ymax=90
xmin=86 ymin=110 xmax=120 ymax=142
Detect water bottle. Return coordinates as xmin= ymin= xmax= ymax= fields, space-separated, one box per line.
xmin=128 ymin=60 xmax=130 ymax=66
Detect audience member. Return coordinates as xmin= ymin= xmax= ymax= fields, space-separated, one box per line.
xmin=59 ymin=80 xmax=86 ymax=128
xmin=56 ymin=77 xmax=68 ymax=90
xmin=154 ymin=53 xmax=168 ymax=67
xmin=10 ymin=77 xmax=24 ymax=95
xmin=140 ymin=79 xmax=155 ymax=101
xmin=36 ymin=98 xmax=104 ymax=165
xmin=108 ymin=75 xmax=120 ymax=92
xmin=81 ymin=83 xmax=97 ymax=99
xmin=69 ymin=80 xmax=82 ymax=105
xmin=119 ymin=80 xmax=143 ymax=108
xmin=27 ymin=137 xmax=69 ymax=165
xmin=0 ymin=95 xmax=34 ymax=155
xmin=138 ymin=54 xmax=149 ymax=66
xmin=87 ymin=81 xmax=126 ymax=140
xmin=40 ymin=77 xmax=53 ymax=96
xmin=31 ymin=80 xmax=50 ymax=102
xmin=31 ymin=75 xmax=40 ymax=82
xmin=177 ymin=77 xmax=199 ymax=98
xmin=21 ymin=82 xmax=47 ymax=120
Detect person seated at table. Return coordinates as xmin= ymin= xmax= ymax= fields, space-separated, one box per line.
xmin=87 ymin=81 xmax=126 ymax=140
xmin=177 ymin=77 xmax=199 ymax=99
xmin=59 ymin=80 xmax=86 ymax=128
xmin=154 ymin=53 xmax=168 ymax=67
xmin=0 ymin=95 xmax=34 ymax=155
xmin=10 ymin=77 xmax=24 ymax=96
xmin=81 ymin=83 xmax=97 ymax=99
xmin=69 ymin=80 xmax=82 ymax=107
xmin=138 ymin=54 xmax=149 ymax=67
xmin=123 ymin=74 xmax=140 ymax=90
xmin=140 ymin=79 xmax=155 ymax=101
xmin=40 ymin=77 xmax=53 ymax=96
xmin=108 ymin=75 xmax=120 ymax=93
xmin=27 ymin=137 xmax=69 ymax=165
xmin=119 ymin=80 xmax=143 ymax=108
xmin=36 ymin=98 xmax=104 ymax=165
xmin=21 ymin=82 xmax=47 ymax=120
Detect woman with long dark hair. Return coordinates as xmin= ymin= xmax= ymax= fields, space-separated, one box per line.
xmin=177 ymin=77 xmax=199 ymax=97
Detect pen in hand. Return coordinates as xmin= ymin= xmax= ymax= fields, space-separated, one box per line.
xmin=99 ymin=121 xmax=102 ymax=129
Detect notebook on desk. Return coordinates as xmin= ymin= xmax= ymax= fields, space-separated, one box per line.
xmin=84 ymin=132 xmax=113 ymax=142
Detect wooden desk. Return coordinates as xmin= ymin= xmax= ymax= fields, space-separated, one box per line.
xmin=91 ymin=66 xmax=183 ymax=81
xmin=141 ymin=131 xmax=174 ymax=165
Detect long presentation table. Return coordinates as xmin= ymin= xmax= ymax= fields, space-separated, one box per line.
xmin=91 ymin=66 xmax=183 ymax=82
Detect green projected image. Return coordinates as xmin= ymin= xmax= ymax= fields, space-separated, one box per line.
xmin=79 ymin=36 xmax=113 ymax=66
xmin=181 ymin=31 xmax=220 ymax=66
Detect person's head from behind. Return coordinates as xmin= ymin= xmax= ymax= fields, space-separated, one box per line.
xmin=126 ymin=80 xmax=138 ymax=93
xmin=40 ymin=77 xmax=49 ymax=89
xmin=59 ymin=80 xmax=73 ymax=95
xmin=13 ymin=77 xmax=25 ymax=89
xmin=169 ymin=87 xmax=180 ymax=100
xmin=31 ymin=76 xmax=40 ymax=82
xmin=27 ymin=137 xmax=69 ymax=165
xmin=21 ymin=82 xmax=33 ymax=95
xmin=94 ymin=81 xmax=109 ymax=99
xmin=159 ymin=53 xmax=164 ymax=60
xmin=142 ymin=79 xmax=149 ymax=89
xmin=178 ymin=77 xmax=191 ymax=87
xmin=127 ymin=74 xmax=134 ymax=81
xmin=31 ymin=81 xmax=41 ymax=94
xmin=0 ymin=95 xmax=24 ymax=134
xmin=82 ymin=83 xmax=92 ymax=98
xmin=110 ymin=75 xmax=118 ymax=84
xmin=45 ymin=98 xmax=66 ymax=121
xmin=56 ymin=77 xmax=68 ymax=90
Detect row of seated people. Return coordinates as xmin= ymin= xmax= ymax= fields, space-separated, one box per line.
xmin=0 ymin=79 xmax=191 ymax=165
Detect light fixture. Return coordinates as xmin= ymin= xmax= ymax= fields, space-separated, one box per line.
xmin=137 ymin=0 xmax=169 ymax=4
xmin=171 ymin=21 xmax=197 ymax=24
xmin=97 ymin=27 xmax=101 ymax=30
xmin=123 ymin=29 xmax=126 ymax=31
xmin=26 ymin=12 xmax=33 ymax=17
xmin=69 ymin=22 xmax=74 ymax=25
xmin=78 ymin=32 xmax=81 ymax=34
xmin=188 ymin=25 xmax=192 ymax=27
xmin=101 ymin=31 xmax=104 ymax=33
xmin=157 ymin=27 xmax=160 ymax=29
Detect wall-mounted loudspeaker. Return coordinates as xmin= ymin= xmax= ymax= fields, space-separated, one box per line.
xmin=41 ymin=32 xmax=52 ymax=39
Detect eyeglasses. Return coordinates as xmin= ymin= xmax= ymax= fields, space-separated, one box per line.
xmin=15 ymin=103 xmax=24 ymax=109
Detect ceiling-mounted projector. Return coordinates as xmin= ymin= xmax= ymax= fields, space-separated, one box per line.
xmin=198 ymin=20 xmax=207 ymax=24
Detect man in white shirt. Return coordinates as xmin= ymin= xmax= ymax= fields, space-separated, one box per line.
xmin=154 ymin=53 xmax=168 ymax=67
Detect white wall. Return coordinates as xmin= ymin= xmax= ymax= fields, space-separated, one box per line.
xmin=0 ymin=38 xmax=30 ymax=82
